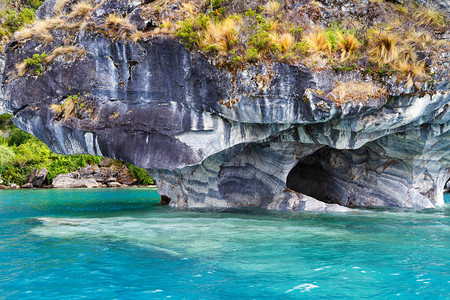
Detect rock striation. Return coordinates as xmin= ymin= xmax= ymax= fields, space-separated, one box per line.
xmin=1 ymin=0 xmax=449 ymax=211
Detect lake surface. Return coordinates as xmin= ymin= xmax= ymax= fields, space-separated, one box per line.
xmin=0 ymin=189 xmax=449 ymax=299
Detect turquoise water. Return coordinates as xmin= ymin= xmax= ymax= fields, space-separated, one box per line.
xmin=0 ymin=189 xmax=449 ymax=299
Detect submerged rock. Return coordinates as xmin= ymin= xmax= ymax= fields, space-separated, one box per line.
xmin=1 ymin=0 xmax=449 ymax=211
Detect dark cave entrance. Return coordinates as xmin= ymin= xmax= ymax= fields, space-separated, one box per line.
xmin=286 ymin=147 xmax=334 ymax=203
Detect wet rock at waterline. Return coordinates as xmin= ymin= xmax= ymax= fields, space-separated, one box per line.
xmin=2 ymin=0 xmax=449 ymax=211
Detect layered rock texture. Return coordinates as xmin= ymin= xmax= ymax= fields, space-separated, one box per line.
xmin=1 ymin=0 xmax=449 ymax=211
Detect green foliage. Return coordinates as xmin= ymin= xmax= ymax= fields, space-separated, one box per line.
xmin=246 ymin=47 xmax=259 ymax=62
xmin=29 ymin=0 xmax=45 ymax=10
xmin=127 ymin=163 xmax=154 ymax=185
xmin=333 ymin=62 xmax=357 ymax=72
xmin=24 ymin=52 xmax=48 ymax=75
xmin=290 ymin=25 xmax=303 ymax=40
xmin=7 ymin=125 xmax=33 ymax=146
xmin=325 ymin=22 xmax=343 ymax=51
xmin=229 ymin=49 xmax=243 ymax=64
xmin=0 ymin=8 xmax=35 ymax=37
xmin=0 ymin=0 xmax=44 ymax=40
xmin=293 ymin=41 xmax=309 ymax=55
xmin=175 ymin=14 xmax=210 ymax=50
xmin=0 ymin=114 xmax=13 ymax=130
xmin=0 ymin=145 xmax=15 ymax=165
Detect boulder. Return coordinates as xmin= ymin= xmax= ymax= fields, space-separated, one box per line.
xmin=52 ymin=173 xmax=98 ymax=189
xmin=30 ymin=168 xmax=48 ymax=188
xmin=21 ymin=183 xmax=33 ymax=188
xmin=116 ymin=167 xmax=137 ymax=185
xmin=107 ymin=182 xmax=121 ymax=188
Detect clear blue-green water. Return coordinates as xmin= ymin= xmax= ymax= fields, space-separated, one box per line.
xmin=0 ymin=189 xmax=449 ymax=299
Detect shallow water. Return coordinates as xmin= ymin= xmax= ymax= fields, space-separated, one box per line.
xmin=0 ymin=188 xmax=449 ymax=299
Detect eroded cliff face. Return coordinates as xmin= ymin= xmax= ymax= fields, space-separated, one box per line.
xmin=2 ymin=0 xmax=449 ymax=211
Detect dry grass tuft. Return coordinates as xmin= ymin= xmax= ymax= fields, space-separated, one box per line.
xmin=201 ymin=17 xmax=240 ymax=55
xmin=49 ymin=104 xmax=63 ymax=114
xmin=45 ymin=46 xmax=86 ymax=63
xmin=368 ymin=30 xmax=398 ymax=64
xmin=328 ymin=81 xmax=388 ymax=105
xmin=278 ymin=33 xmax=294 ymax=53
xmin=49 ymin=98 xmax=76 ymax=120
xmin=15 ymin=61 xmax=29 ymax=77
xmin=406 ymin=31 xmax=432 ymax=50
xmin=105 ymin=13 xmax=142 ymax=41
xmin=395 ymin=60 xmax=426 ymax=87
xmin=14 ymin=18 xmax=65 ymax=43
xmin=397 ymin=43 xmax=417 ymax=64
xmin=305 ymin=28 xmax=331 ymax=55
xmin=337 ymin=32 xmax=360 ymax=61
xmin=68 ymin=1 xmax=94 ymax=19
xmin=62 ymin=98 xmax=76 ymax=120
xmin=181 ymin=2 xmax=196 ymax=16
xmin=159 ymin=19 xmax=175 ymax=34
xmin=415 ymin=5 xmax=446 ymax=27
xmin=55 ymin=0 xmax=71 ymax=13
xmin=265 ymin=1 xmax=281 ymax=15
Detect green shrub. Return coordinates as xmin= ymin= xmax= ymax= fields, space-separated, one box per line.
xmin=127 ymin=163 xmax=154 ymax=185
xmin=23 ymin=52 xmax=48 ymax=75
xmin=0 ymin=144 xmax=15 ymax=165
xmin=175 ymin=14 xmax=210 ymax=50
xmin=7 ymin=125 xmax=33 ymax=146
xmin=246 ymin=47 xmax=259 ymax=62
xmin=0 ymin=114 xmax=12 ymax=130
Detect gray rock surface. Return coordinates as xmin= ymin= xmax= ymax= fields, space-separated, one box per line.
xmin=1 ymin=0 xmax=449 ymax=211
xmin=30 ymin=167 xmax=48 ymax=188
xmin=52 ymin=173 xmax=99 ymax=188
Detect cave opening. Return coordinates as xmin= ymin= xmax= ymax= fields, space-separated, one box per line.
xmin=286 ymin=147 xmax=335 ymax=203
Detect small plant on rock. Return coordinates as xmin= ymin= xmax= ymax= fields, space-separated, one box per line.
xmin=16 ymin=52 xmax=48 ymax=76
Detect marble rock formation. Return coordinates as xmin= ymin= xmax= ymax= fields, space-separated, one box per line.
xmin=1 ymin=0 xmax=449 ymax=211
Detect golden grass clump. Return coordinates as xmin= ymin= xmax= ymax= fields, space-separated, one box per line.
xmin=181 ymin=2 xmax=196 ymax=16
xmin=415 ymin=6 xmax=446 ymax=27
xmin=278 ymin=33 xmax=294 ymax=53
xmin=159 ymin=20 xmax=175 ymax=34
xmin=336 ymin=32 xmax=360 ymax=61
xmin=50 ymin=97 xmax=78 ymax=120
xmin=395 ymin=60 xmax=426 ymax=87
xmin=61 ymin=98 xmax=76 ymax=120
xmin=15 ymin=61 xmax=29 ymax=77
xmin=105 ymin=14 xmax=142 ymax=41
xmin=397 ymin=43 xmax=417 ymax=64
xmin=305 ymin=28 xmax=331 ymax=55
xmin=368 ymin=30 xmax=398 ymax=64
xmin=68 ymin=1 xmax=94 ymax=19
xmin=45 ymin=46 xmax=86 ymax=63
xmin=269 ymin=33 xmax=294 ymax=54
xmin=201 ymin=17 xmax=241 ymax=55
xmin=406 ymin=31 xmax=432 ymax=50
xmin=14 ymin=18 xmax=65 ymax=43
xmin=49 ymin=104 xmax=63 ymax=114
xmin=264 ymin=1 xmax=281 ymax=15
xmin=55 ymin=0 xmax=70 ymax=13
xmin=328 ymin=81 xmax=388 ymax=105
